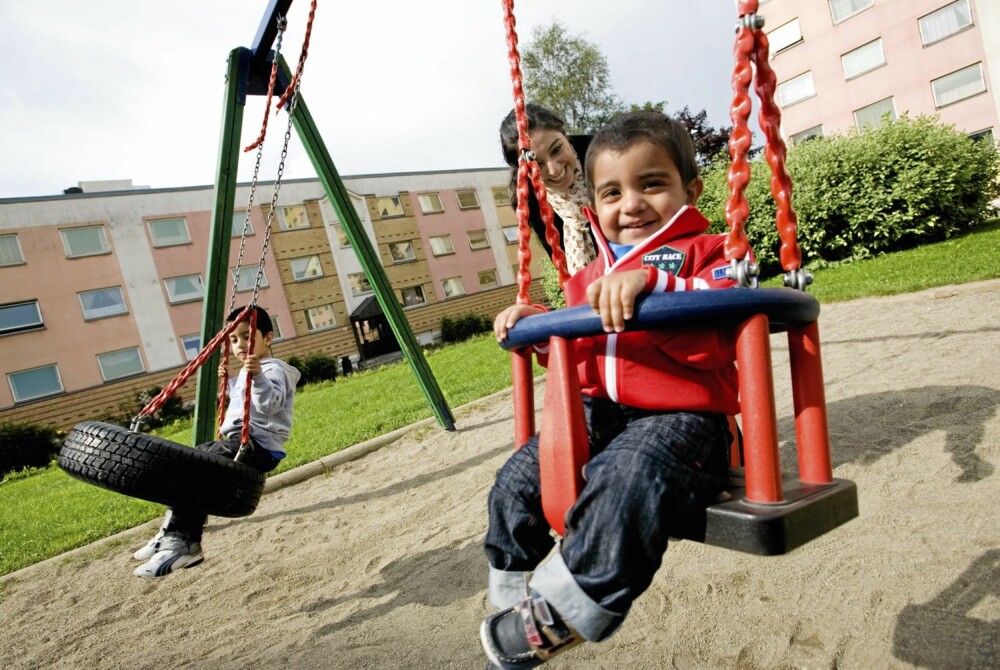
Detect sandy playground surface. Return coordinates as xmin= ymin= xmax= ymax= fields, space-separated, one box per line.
xmin=1 ymin=280 xmax=998 ymax=669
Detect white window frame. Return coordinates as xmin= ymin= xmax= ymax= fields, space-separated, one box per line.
xmin=376 ymin=196 xmax=405 ymax=219
xmin=290 ymin=255 xmax=324 ymax=281
xmin=478 ymin=269 xmax=498 ymax=288
xmin=842 ymin=39 xmax=885 ymax=80
xmin=181 ymin=334 xmax=201 ymax=361
xmin=418 ymin=193 xmax=444 ymax=214
xmin=492 ymin=186 xmax=510 ymax=206
xmin=932 ymin=63 xmax=986 ymax=108
xmin=853 ymin=97 xmax=897 ymax=128
xmin=919 ymin=0 xmax=973 ymax=47
xmin=388 ymin=241 xmax=417 ymax=263
xmin=348 ymin=272 xmax=373 ymax=297
xmin=232 ymin=267 xmax=269 ymax=292
xmin=790 ymin=125 xmax=824 ymax=145
xmin=304 ymin=304 xmax=337 ymax=332
xmin=0 ymin=300 xmax=44 ymax=335
xmin=768 ymin=19 xmax=802 ymax=55
xmin=148 ymin=217 xmax=191 ymax=247
xmin=78 ymin=287 xmax=128 ymax=320
xmin=60 ymin=225 xmax=110 ymax=258
xmin=0 ymin=234 xmax=25 ymax=266
xmin=401 ymin=285 xmax=426 ymax=308
xmin=164 ymin=274 xmax=205 ymax=304
xmin=97 ymin=347 xmax=145 ymax=381
xmin=279 ymin=204 xmax=310 ymax=230
xmin=456 ymin=189 xmax=480 ymax=210
xmin=8 ymin=364 xmax=63 ymax=403
xmin=502 ymin=226 xmax=519 ymax=244
xmin=777 ymin=72 xmax=816 ymax=107
xmin=829 ymin=0 xmax=874 ymax=25
xmin=333 ymin=224 xmax=351 ymax=248
xmin=428 ymin=235 xmax=455 ymax=256
xmin=467 ymin=230 xmax=491 ymax=250
xmin=232 ymin=211 xmax=254 ymax=237
xmin=441 ymin=276 xmax=466 ymax=299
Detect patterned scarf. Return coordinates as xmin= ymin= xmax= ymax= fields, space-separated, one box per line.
xmin=546 ymin=163 xmax=597 ymax=275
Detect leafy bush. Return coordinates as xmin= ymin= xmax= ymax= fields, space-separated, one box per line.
xmin=0 ymin=421 xmax=63 ymax=478
xmin=287 ymin=353 xmax=339 ymax=387
xmin=95 ymin=386 xmax=190 ymax=429
xmin=441 ymin=313 xmax=493 ymax=344
xmin=698 ymin=115 xmax=1000 ymax=277
xmin=540 ymin=256 xmax=566 ymax=309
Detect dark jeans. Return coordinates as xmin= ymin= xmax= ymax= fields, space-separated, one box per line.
xmin=484 ymin=397 xmax=731 ymax=629
xmin=163 ymin=436 xmax=279 ymax=542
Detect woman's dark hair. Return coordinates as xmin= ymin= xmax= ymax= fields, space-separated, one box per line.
xmin=227 ymin=305 xmax=274 ymax=336
xmin=499 ymin=103 xmax=570 ymax=207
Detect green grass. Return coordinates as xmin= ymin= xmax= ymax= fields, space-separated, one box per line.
xmin=2 ymin=219 xmax=998 ymax=577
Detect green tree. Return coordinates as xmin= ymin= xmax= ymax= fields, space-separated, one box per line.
xmin=521 ymin=21 xmax=624 ymax=133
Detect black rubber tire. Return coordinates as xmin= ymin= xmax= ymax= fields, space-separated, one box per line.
xmin=58 ymin=421 xmax=265 ymax=517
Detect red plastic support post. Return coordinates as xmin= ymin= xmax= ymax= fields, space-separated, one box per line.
xmin=511 ymin=349 xmax=536 ymax=448
xmin=736 ymin=315 xmax=783 ymax=503
xmin=787 ymin=322 xmax=833 ymax=484
xmin=538 ymin=337 xmax=589 ymax=535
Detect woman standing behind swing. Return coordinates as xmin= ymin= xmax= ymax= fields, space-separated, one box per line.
xmin=500 ymin=103 xmax=597 ymax=274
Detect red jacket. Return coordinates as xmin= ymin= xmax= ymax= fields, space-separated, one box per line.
xmin=555 ymin=205 xmax=741 ymax=415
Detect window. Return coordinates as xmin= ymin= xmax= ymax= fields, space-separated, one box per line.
xmin=478 ymin=270 xmax=498 ymax=288
xmin=97 ymin=347 xmax=144 ymax=381
xmin=768 ymin=19 xmax=802 ymax=54
xmin=418 ymin=193 xmax=444 ymax=214
xmin=919 ymin=0 xmax=973 ymax=46
xmin=8 ymin=365 xmax=62 ymax=402
xmin=401 ymin=286 xmax=427 ymax=307
xmin=456 ymin=189 xmax=480 ymax=209
xmin=271 ymin=317 xmax=283 ymax=340
xmin=932 ymin=63 xmax=986 ymax=108
xmin=428 ymin=235 xmax=455 ymax=256
xmin=854 ymin=97 xmax=896 ymax=128
xmin=231 ymin=267 xmax=269 ymax=292
xmin=164 ymin=274 xmax=204 ymax=304
xmin=842 ymin=39 xmax=885 ymax=79
xmin=829 ymin=0 xmax=873 ymax=24
xmin=79 ymin=287 xmax=127 ymax=320
xmin=492 ymin=186 xmax=511 ymax=206
xmin=0 ymin=235 xmax=24 ymax=266
xmin=148 ymin=217 xmax=190 ymax=247
xmin=61 ymin=225 xmax=109 ymax=258
xmin=376 ymin=196 xmax=405 ymax=218
xmin=290 ymin=255 xmax=324 ymax=281
xmin=502 ymin=226 xmax=519 ymax=244
xmin=333 ymin=224 xmax=351 ymax=247
xmin=467 ymin=230 xmax=491 ymax=250
xmin=349 ymin=272 xmax=373 ymax=296
xmin=0 ymin=300 xmax=43 ymax=335
xmin=969 ymin=128 xmax=995 ymax=145
xmin=304 ymin=304 xmax=337 ymax=331
xmin=777 ymin=72 xmax=815 ymax=107
xmin=790 ymin=125 xmax=824 ymax=145
xmin=279 ymin=205 xmax=310 ymax=230
xmin=181 ymin=334 xmax=201 ymax=361
xmin=232 ymin=211 xmax=253 ymax=237
xmin=388 ymin=241 xmax=416 ymax=263
xmin=441 ymin=276 xmax=466 ymax=298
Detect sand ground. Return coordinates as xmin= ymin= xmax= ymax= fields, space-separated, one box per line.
xmin=1 ymin=280 xmax=998 ymax=669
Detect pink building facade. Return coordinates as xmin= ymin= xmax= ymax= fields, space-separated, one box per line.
xmin=760 ymin=0 xmax=1000 ymax=145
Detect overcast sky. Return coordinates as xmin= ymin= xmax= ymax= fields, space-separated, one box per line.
xmin=0 ymin=1 xmax=746 ymax=199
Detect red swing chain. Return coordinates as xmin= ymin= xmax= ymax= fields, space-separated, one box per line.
xmin=502 ymin=0 xmax=571 ymax=304
xmin=726 ymin=0 xmax=808 ymax=289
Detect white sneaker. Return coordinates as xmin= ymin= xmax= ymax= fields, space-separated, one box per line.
xmin=132 ymin=530 xmax=165 ymax=561
xmin=133 ymin=535 xmax=203 ymax=580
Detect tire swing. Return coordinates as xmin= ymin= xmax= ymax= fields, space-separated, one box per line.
xmin=58 ymin=13 xmax=315 ymax=518
xmin=499 ymin=0 xmax=858 ymax=555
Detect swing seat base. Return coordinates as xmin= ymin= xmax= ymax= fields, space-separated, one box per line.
xmin=678 ymin=472 xmax=859 ymax=556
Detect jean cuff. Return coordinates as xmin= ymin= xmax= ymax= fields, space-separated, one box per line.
xmin=488 ymin=567 xmax=530 ymax=610
xmin=529 ymin=551 xmax=623 ymax=642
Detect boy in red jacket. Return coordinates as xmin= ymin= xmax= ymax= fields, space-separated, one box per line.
xmin=482 ymin=111 xmax=741 ymax=669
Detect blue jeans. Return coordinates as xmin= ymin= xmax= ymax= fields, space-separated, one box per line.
xmin=484 ymin=397 xmax=731 ymax=641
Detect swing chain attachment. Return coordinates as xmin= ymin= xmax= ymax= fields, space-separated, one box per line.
xmin=783 ymin=268 xmax=814 ymax=292
xmin=520 ymin=149 xmax=536 ymax=163
xmin=727 ymin=257 xmax=760 ymax=289
xmin=736 ymin=13 xmax=765 ymax=31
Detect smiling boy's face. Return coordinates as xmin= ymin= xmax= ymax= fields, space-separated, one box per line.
xmin=590 ymin=141 xmax=703 ymax=246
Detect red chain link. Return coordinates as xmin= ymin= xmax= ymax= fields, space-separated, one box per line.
xmin=217 ymin=339 xmax=231 ymax=436
xmin=239 ymin=309 xmax=258 ymax=447
xmin=502 ymin=0 xmax=570 ymax=304
xmin=276 ymin=0 xmax=317 ymax=112
xmin=724 ymin=20 xmax=755 ymax=262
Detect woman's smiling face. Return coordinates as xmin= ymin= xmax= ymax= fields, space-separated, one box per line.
xmin=529 ymin=127 xmax=579 ymax=193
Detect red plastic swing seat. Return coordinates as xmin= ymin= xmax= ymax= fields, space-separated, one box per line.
xmin=502 ymin=288 xmax=858 ymax=556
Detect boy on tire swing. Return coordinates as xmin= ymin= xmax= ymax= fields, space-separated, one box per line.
xmin=133 ymin=306 xmax=300 ymax=579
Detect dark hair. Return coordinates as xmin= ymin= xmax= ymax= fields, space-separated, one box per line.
xmin=499 ymin=103 xmax=570 ymax=206
xmin=584 ymin=111 xmax=699 ymax=202
xmin=227 ymin=305 xmax=274 ymax=336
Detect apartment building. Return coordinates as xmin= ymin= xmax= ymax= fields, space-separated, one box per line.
xmin=760 ymin=0 xmax=999 ymax=145
xmin=0 ymin=169 xmax=548 ymax=428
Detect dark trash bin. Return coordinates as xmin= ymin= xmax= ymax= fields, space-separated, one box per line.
xmin=341 ymin=356 xmax=353 ymax=375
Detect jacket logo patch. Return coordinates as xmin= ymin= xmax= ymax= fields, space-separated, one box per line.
xmin=712 ymin=265 xmax=730 ymax=281
xmin=642 ymin=246 xmax=686 ymax=274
